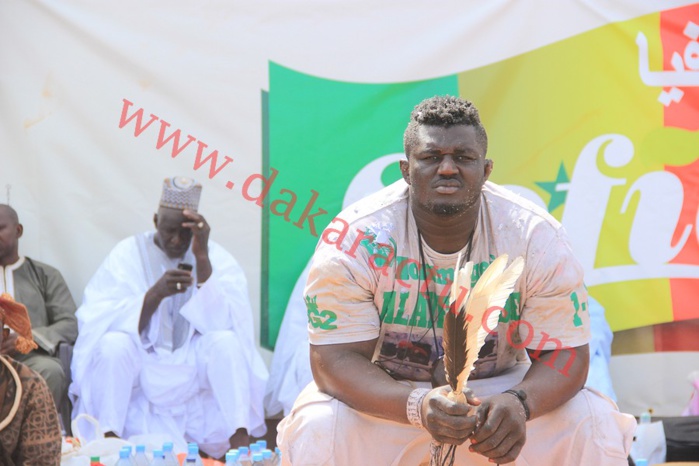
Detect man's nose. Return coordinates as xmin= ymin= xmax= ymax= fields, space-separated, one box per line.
xmin=438 ymin=156 xmax=458 ymax=175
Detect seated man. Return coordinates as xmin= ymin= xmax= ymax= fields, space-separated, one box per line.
xmin=0 ymin=293 xmax=62 ymax=464
xmin=0 ymin=204 xmax=78 ymax=409
xmin=277 ymin=96 xmax=636 ymax=465
xmin=70 ymin=176 xmax=268 ymax=459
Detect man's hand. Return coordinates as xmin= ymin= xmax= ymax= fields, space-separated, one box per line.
xmin=182 ymin=209 xmax=209 ymax=257
xmin=139 ymin=268 xmax=193 ymax=333
xmin=468 ymin=392 xmax=527 ymax=463
xmin=422 ymin=386 xmax=481 ymax=445
xmin=0 ymin=330 xmax=18 ymax=356
xmin=152 ymin=269 xmax=194 ymax=298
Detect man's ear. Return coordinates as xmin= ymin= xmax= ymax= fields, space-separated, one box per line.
xmin=153 ymin=213 xmax=158 ymax=228
xmin=400 ymin=159 xmax=411 ymax=184
xmin=16 ymin=223 xmax=23 ymax=239
xmin=484 ymin=159 xmax=494 ymax=180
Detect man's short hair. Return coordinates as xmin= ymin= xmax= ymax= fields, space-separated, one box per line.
xmin=403 ymin=95 xmax=488 ymax=157
xmin=0 ymin=204 xmax=19 ymax=224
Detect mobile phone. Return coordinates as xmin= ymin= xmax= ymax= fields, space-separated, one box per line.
xmin=178 ymin=263 xmax=193 ymax=272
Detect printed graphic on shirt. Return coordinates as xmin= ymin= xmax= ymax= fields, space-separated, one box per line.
xmin=305 ymin=295 xmax=338 ymax=330
xmin=363 ymin=234 xmax=522 ymax=381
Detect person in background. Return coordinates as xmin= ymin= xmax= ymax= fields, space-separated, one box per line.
xmin=0 ymin=204 xmax=77 ymax=409
xmin=0 ymin=292 xmax=62 ymax=464
xmin=70 ymin=176 xmax=268 ymax=459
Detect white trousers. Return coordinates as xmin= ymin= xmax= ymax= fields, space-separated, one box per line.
xmin=74 ymin=330 xmax=251 ymax=458
xmin=277 ymin=365 xmax=636 ymax=466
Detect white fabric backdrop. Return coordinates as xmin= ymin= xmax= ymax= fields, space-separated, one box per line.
xmin=1 ymin=0 xmax=693 ymax=363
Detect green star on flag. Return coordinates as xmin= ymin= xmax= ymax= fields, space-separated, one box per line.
xmin=535 ymin=162 xmax=570 ymax=212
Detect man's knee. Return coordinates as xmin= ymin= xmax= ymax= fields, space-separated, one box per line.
xmin=25 ymin=355 xmax=66 ymax=402
xmin=94 ymin=332 xmax=139 ymax=365
xmin=198 ymin=330 xmax=242 ymax=357
xmin=278 ymin=398 xmax=338 ymax=465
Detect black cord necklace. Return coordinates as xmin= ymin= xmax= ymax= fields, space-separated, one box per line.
xmin=417 ymin=226 xmax=475 ymax=361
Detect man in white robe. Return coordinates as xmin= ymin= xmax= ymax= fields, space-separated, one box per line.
xmin=70 ymin=176 xmax=268 ymax=458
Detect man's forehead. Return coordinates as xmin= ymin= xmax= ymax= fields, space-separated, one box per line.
xmin=157 ymin=207 xmax=185 ymax=224
xmin=416 ymin=125 xmax=481 ymax=148
xmin=0 ymin=207 xmax=15 ymax=224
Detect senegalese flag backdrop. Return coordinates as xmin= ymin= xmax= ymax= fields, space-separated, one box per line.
xmin=261 ymin=4 xmax=699 ymax=349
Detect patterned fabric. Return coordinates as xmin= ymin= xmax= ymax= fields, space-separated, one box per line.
xmin=0 ymin=356 xmax=61 ymax=465
xmin=159 ymin=176 xmax=202 ymax=211
xmin=0 ymin=294 xmax=38 ymax=354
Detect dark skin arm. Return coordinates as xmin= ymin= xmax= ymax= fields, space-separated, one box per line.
xmin=182 ymin=209 xmax=212 ymax=284
xmin=311 ymin=339 xmax=480 ymax=445
xmin=469 ymin=344 xmax=590 ymax=464
xmin=139 ymin=269 xmax=193 ymax=333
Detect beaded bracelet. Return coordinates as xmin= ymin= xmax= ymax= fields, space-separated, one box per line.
xmin=406 ymin=388 xmax=431 ymax=428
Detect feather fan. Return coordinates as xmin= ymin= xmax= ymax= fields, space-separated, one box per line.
xmin=432 ymin=254 xmax=525 ymax=466
xmin=442 ymin=256 xmax=472 ymax=402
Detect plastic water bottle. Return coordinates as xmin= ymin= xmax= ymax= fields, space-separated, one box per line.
xmin=162 ymin=442 xmax=178 ymax=466
xmin=114 ymin=448 xmax=133 ymax=466
xmin=150 ymin=450 xmax=166 ymax=466
xmin=238 ymin=446 xmax=251 ymax=466
xmin=250 ymin=443 xmax=262 ymax=456
xmin=251 ymin=453 xmax=264 ymax=466
xmin=262 ymin=449 xmax=273 ymax=466
xmin=225 ymin=450 xmax=240 ymax=466
xmin=133 ymin=445 xmax=149 ymax=466
xmin=185 ymin=443 xmax=204 ymax=466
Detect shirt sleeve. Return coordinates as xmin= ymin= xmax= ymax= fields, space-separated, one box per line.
xmin=31 ymin=265 xmax=78 ymax=355
xmin=304 ymin=231 xmax=382 ymax=346
xmin=16 ymin=368 xmax=62 ymax=465
xmin=518 ymin=227 xmax=591 ymax=352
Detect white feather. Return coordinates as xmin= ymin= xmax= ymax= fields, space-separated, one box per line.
xmin=456 ymin=254 xmax=525 ymax=393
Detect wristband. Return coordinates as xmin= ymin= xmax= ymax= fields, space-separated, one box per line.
xmin=406 ymin=388 xmax=430 ymax=429
xmin=503 ymin=389 xmax=530 ymax=421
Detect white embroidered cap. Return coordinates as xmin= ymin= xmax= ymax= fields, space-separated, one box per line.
xmin=159 ymin=176 xmax=202 ymax=211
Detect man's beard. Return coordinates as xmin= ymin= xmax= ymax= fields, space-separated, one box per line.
xmin=427 ymin=201 xmax=465 ymax=217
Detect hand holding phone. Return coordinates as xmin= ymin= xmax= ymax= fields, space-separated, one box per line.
xmin=178 ymin=263 xmax=193 ymax=272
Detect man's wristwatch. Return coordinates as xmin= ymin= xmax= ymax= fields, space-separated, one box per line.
xmin=503 ymin=388 xmax=531 ymax=421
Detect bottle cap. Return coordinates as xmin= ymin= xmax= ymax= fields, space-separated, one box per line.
xmin=136 ymin=445 xmax=146 ymax=452
xmin=639 ymin=411 xmax=651 ymax=424
xmin=119 ymin=449 xmax=129 ymax=458
xmin=252 ymin=453 xmax=263 ymax=461
xmin=163 ymin=442 xmax=174 ymax=452
xmin=256 ymin=440 xmax=267 ymax=449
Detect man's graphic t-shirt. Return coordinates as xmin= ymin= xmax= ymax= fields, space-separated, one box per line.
xmin=305 ymin=180 xmax=590 ymax=382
